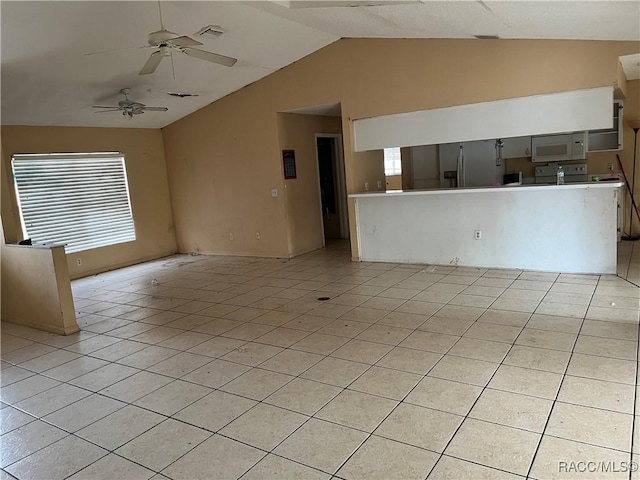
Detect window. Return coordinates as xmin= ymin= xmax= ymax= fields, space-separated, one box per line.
xmin=383 ymin=147 xmax=402 ymax=176
xmin=11 ymin=152 xmax=136 ymax=254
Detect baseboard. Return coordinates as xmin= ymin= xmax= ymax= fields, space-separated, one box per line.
xmin=70 ymin=250 xmax=178 ymax=280
xmin=185 ymin=249 xmax=289 ymax=259
xmin=1 ymin=315 xmax=79 ymax=336
xmin=287 ymin=244 xmax=325 ymax=259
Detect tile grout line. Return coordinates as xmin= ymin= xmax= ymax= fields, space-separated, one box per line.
xmin=6 ymin=349 xmax=312 ymax=477
xmin=201 ymin=267 xmax=505 ymax=477
xmin=3 ymin=294 xmax=629 ymax=402
xmin=5 ymin=330 xmax=315 ymax=475
xmin=422 ymin=270 xmax=542 ymax=478
xmin=129 ymin=260 xmax=393 ymax=477
xmin=523 ymin=273 xmax=597 ymax=480
xmin=628 ymin=304 xmax=640 ymax=480
xmin=90 ymin=307 xmax=388 ymax=477
xmin=58 ymin=416 xmax=211 ymax=480
xmin=330 ymin=268 xmax=561 ymax=478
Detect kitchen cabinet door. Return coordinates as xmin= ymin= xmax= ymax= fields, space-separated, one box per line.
xmin=501 ymin=136 xmax=531 ymax=158
xmin=588 ymin=101 xmax=622 ymax=152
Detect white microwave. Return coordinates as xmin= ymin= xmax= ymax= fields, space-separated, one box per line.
xmin=531 ymin=132 xmax=587 ymax=162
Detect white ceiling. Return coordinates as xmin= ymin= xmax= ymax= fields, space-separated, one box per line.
xmin=620 ymin=53 xmax=640 ymax=81
xmin=284 ymin=102 xmax=342 ymax=116
xmin=2 ymin=1 xmax=639 ymax=129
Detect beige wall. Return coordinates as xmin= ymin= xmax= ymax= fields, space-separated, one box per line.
xmin=161 ymin=88 xmax=290 ymax=257
xmin=162 ymin=38 xmax=638 ymax=260
xmin=351 ymin=149 xmax=385 ymax=193
xmin=1 ymin=244 xmax=78 ymax=335
xmin=277 ymin=113 xmax=343 ymax=256
xmin=1 ymin=126 xmax=176 ymax=278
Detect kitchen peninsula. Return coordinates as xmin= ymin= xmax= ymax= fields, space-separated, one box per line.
xmin=350 ymin=181 xmax=623 ymax=274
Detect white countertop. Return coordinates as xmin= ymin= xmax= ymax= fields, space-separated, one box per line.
xmin=349 ymin=181 xmax=624 ymax=198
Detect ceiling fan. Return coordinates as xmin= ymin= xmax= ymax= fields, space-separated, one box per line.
xmin=92 ymin=88 xmax=168 ymax=118
xmin=86 ymin=1 xmax=237 ymax=77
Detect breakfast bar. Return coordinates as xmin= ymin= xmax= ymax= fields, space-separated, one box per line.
xmin=350 ymin=182 xmax=624 ymax=274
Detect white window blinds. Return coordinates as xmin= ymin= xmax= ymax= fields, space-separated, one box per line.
xmin=11 ymin=152 xmax=136 ymax=254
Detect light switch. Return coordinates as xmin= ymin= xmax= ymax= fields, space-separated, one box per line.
xmin=271 ymin=189 xmax=278 ymax=198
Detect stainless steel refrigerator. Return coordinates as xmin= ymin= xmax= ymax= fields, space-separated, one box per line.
xmin=439 ymin=139 xmax=506 ymax=188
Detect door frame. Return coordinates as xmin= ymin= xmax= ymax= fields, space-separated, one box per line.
xmin=314 ymin=133 xmax=349 ymax=241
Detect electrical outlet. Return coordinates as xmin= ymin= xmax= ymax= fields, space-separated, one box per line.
xmin=76 ymin=258 xmax=82 ymax=266
xmin=365 ymin=182 xmax=370 ymax=191
xmin=377 ymin=180 xmax=383 ymax=189
xmin=256 ymin=232 xmax=261 ymax=240
xmin=271 ymin=189 xmax=278 ymax=198
xmin=229 ymin=232 xmax=234 ymax=241
xmin=608 ymin=163 xmax=614 ymax=171
xmin=474 ymin=230 xmax=482 ymax=240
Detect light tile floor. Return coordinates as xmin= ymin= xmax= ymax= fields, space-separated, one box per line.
xmin=2 ymin=240 xmax=640 ymax=479
xmin=619 ymin=239 xmax=640 ymax=287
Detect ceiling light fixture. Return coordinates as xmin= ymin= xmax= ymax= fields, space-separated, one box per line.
xmin=474 ymin=34 xmax=500 ymax=39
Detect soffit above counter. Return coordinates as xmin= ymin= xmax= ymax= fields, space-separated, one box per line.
xmin=352 ymin=86 xmax=614 ymax=152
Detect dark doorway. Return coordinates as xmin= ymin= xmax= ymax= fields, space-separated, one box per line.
xmin=317 ymin=137 xmax=342 ymax=240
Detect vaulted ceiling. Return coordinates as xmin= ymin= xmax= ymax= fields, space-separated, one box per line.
xmin=2 ymin=1 xmax=639 ymax=129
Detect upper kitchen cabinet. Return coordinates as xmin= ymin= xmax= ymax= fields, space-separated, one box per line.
xmin=588 ymin=101 xmax=623 ymax=152
xmin=501 ymin=137 xmax=531 ymax=159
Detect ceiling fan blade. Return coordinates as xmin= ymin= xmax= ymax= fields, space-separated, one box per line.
xmin=181 ymin=47 xmax=237 ymax=67
xmin=142 ymin=106 xmax=169 ymax=111
xmin=92 ymin=105 xmax=119 ymax=109
xmin=139 ymin=51 xmax=164 ymax=75
xmin=94 ymin=109 xmax=121 ymax=113
xmin=169 ymin=36 xmax=202 ymax=48
xmin=85 ymin=45 xmax=147 ymax=56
